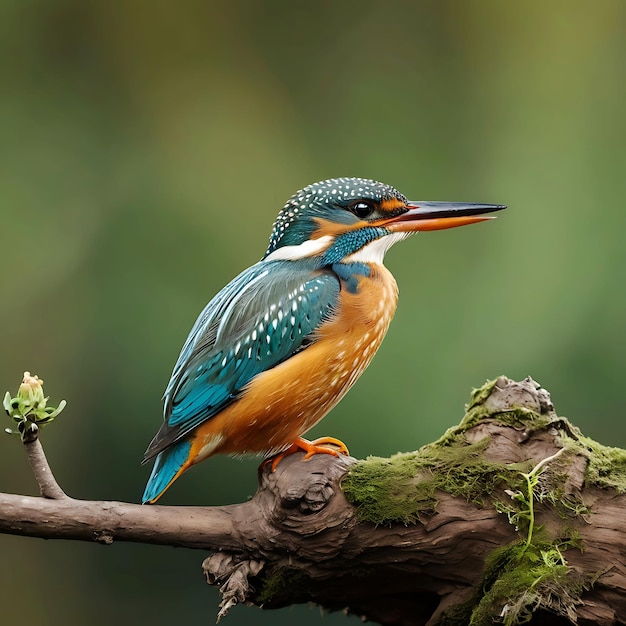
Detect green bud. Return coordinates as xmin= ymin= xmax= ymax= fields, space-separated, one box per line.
xmin=4 ymin=372 xmax=66 ymax=439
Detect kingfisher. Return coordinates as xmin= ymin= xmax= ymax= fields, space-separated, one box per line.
xmin=142 ymin=177 xmax=505 ymax=503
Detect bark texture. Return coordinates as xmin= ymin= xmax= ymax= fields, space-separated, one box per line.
xmin=1 ymin=376 xmax=625 ymax=625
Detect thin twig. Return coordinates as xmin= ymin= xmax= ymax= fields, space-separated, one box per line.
xmin=23 ymin=436 xmax=68 ymax=500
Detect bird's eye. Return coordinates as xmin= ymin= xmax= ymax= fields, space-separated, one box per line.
xmin=350 ymin=201 xmax=375 ymax=219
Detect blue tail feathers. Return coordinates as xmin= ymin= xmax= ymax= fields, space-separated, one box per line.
xmin=142 ymin=439 xmax=193 ymax=504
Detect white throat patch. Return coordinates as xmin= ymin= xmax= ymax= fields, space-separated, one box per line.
xmin=343 ymin=232 xmax=413 ymax=265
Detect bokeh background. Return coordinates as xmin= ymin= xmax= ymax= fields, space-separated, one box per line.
xmin=1 ymin=2 xmax=625 ymax=624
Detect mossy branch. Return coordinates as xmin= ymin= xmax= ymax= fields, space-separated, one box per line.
xmin=2 ymin=375 xmax=626 ymax=625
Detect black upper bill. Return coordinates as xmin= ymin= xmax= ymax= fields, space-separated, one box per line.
xmin=403 ymin=201 xmax=507 ymax=220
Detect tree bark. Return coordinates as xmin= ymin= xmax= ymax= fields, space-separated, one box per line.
xmin=1 ymin=376 xmax=625 ymax=625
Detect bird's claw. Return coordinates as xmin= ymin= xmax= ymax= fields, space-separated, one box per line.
xmin=302 ymin=436 xmax=349 ymax=459
xmin=261 ymin=436 xmax=350 ymax=472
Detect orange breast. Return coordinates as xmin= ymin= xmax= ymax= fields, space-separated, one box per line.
xmin=189 ymin=263 xmax=399 ymax=462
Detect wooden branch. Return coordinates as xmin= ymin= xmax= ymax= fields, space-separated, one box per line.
xmin=1 ymin=376 xmax=626 ymax=625
xmin=0 ymin=492 xmax=242 ymax=549
xmin=22 ymin=437 xmax=68 ymax=499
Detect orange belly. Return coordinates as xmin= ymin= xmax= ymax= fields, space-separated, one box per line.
xmin=189 ymin=263 xmax=399 ymax=462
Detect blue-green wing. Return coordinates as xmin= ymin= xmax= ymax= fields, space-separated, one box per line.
xmin=143 ymin=261 xmax=340 ymax=460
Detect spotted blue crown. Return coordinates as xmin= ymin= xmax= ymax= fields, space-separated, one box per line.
xmin=264 ymin=177 xmax=408 ymax=257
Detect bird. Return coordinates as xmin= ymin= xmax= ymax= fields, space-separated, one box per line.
xmin=142 ymin=177 xmax=505 ymax=503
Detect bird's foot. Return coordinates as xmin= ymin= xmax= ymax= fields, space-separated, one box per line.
xmin=300 ymin=436 xmax=349 ymax=459
xmin=262 ymin=436 xmax=350 ymax=472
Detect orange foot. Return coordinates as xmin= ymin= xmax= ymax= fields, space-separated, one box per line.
xmin=262 ymin=436 xmax=350 ymax=472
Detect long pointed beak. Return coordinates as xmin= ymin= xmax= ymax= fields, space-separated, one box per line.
xmin=385 ymin=201 xmax=506 ymax=232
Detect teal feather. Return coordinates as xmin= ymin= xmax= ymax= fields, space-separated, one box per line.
xmin=142 ymin=438 xmax=192 ymax=504
xmin=142 ymin=261 xmax=340 ymax=462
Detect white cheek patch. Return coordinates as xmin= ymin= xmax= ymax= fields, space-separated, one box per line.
xmin=263 ymin=235 xmax=334 ymax=262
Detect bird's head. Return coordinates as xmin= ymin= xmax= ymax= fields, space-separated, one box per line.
xmin=262 ymin=177 xmax=505 ymax=266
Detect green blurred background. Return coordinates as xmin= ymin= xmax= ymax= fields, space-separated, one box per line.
xmin=1 ymin=1 xmax=625 ymax=624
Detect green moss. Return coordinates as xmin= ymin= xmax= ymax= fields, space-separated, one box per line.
xmin=256 ymin=568 xmax=308 ymax=605
xmin=580 ymin=435 xmax=626 ymax=493
xmin=343 ymin=436 xmax=534 ymax=525
xmin=430 ymin=381 xmax=554 ymax=451
xmin=341 ymin=451 xmax=436 ymax=524
xmin=436 ymin=543 xmax=524 ymax=626
xmin=437 ymin=538 xmax=589 ymax=626
xmin=466 ymin=377 xmax=500 ymax=409
xmin=468 ymin=539 xmax=590 ymax=625
xmin=342 ymin=379 xmax=551 ymax=525
xmin=344 ymin=377 xmax=621 ymax=525
xmin=342 ymin=377 xmax=619 ymax=622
